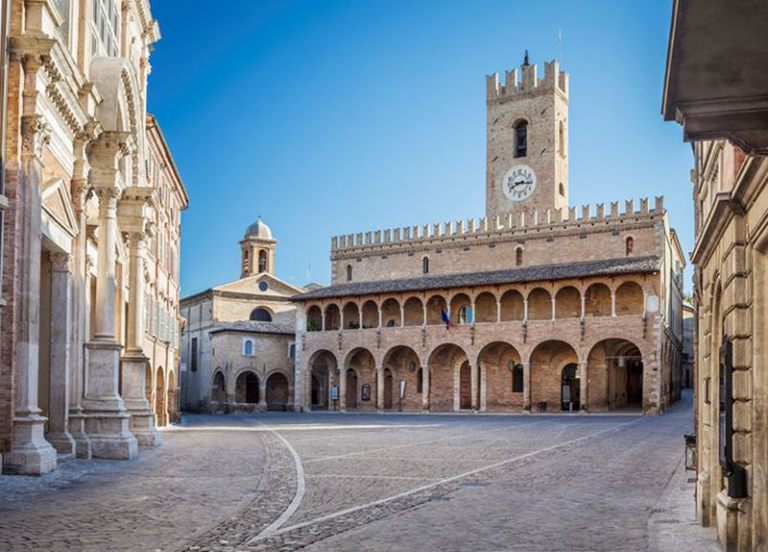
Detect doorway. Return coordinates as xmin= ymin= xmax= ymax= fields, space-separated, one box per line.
xmin=383 ymin=369 xmax=393 ymax=409
xmin=346 ymin=369 xmax=358 ymax=408
xmin=561 ymin=363 xmax=580 ymax=411
xmin=459 ymin=362 xmax=472 ymax=410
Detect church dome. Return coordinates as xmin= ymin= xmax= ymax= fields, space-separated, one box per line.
xmin=244 ymin=217 xmax=273 ymax=240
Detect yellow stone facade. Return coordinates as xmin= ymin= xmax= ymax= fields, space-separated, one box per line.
xmin=0 ymin=0 xmax=188 ymax=475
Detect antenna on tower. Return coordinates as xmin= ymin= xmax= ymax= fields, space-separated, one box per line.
xmin=558 ymin=29 xmax=563 ymax=64
xmin=523 ymin=49 xmax=530 ymax=66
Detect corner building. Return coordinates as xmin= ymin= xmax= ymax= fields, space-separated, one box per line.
xmin=663 ymin=1 xmax=768 ymax=549
xmin=293 ymin=58 xmax=686 ymax=415
xmin=0 ymin=0 xmax=188 ymax=475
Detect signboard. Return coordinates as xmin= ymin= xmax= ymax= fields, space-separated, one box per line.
xmin=399 ymin=380 xmax=406 ymax=400
xmin=361 ymin=384 xmax=371 ymax=402
xmin=330 ymin=385 xmax=339 ymax=402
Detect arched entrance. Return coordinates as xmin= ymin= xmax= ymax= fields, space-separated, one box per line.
xmin=344 ymin=348 xmax=375 ymax=411
xmin=155 ymin=367 xmax=166 ymax=427
xmin=529 ymin=340 xmax=579 ymax=412
xmin=168 ymin=371 xmax=179 ymax=423
xmin=235 ymin=371 xmax=260 ymax=404
xmin=427 ymin=343 xmax=469 ymax=412
xmin=459 ymin=362 xmax=472 ymax=410
xmin=309 ymin=350 xmax=337 ymax=410
xmin=587 ymin=339 xmax=644 ymax=411
xmin=212 ymin=371 xmax=226 ymax=402
xmin=346 ymin=369 xmax=358 ymax=408
xmin=477 ymin=341 xmax=523 ymax=412
xmin=382 ymin=345 xmax=421 ymax=411
xmin=384 ymin=368 xmax=394 ymax=409
xmin=266 ymin=372 xmax=290 ymax=411
xmin=561 ymin=363 xmax=580 ymax=411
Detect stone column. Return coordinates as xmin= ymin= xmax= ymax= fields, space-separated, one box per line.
xmin=259 ymin=377 xmax=267 ymax=411
xmin=82 ymin=131 xmax=138 ymax=460
xmin=422 ymin=367 xmax=430 ymax=411
xmin=376 ymin=366 xmax=384 ymax=412
xmin=118 ymin=216 xmax=159 ymax=447
xmin=45 ymin=253 xmax=75 ymax=455
xmin=523 ymin=362 xmax=532 ymax=411
xmin=339 ymin=366 xmax=347 ymax=412
xmin=4 ymin=101 xmax=58 ymax=474
xmin=470 ymin=363 xmax=479 ymax=411
xmin=68 ymin=141 xmax=93 ymax=459
xmin=579 ymin=360 xmax=589 ymax=412
xmin=611 ymin=290 xmax=617 ymax=317
xmin=551 ymin=297 xmax=556 ymax=320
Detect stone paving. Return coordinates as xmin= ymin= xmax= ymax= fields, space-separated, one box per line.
xmin=0 ymin=391 xmax=719 ymax=551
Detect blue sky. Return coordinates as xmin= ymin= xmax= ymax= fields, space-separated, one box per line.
xmin=147 ymin=0 xmax=693 ymax=296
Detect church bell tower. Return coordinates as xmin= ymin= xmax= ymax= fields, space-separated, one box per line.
xmin=485 ymin=53 xmax=569 ymax=221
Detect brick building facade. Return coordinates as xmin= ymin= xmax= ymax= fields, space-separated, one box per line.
xmin=293 ymin=57 xmax=686 ymax=415
xmin=0 ymin=0 xmax=188 ymax=475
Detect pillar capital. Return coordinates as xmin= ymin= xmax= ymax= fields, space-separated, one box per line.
xmin=49 ymin=251 xmax=71 ymax=273
xmin=20 ymin=114 xmax=50 ymax=160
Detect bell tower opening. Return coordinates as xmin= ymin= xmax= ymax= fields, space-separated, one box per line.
xmin=240 ymin=216 xmax=277 ymax=278
xmin=485 ymin=53 xmax=569 ymax=221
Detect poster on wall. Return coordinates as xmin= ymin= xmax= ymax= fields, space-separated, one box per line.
xmin=361 ymin=384 xmax=371 ymax=401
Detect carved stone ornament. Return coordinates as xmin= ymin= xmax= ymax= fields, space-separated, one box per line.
xmin=21 ymin=114 xmax=51 ymax=159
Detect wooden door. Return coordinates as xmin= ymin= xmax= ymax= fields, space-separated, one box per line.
xmin=460 ymin=363 xmax=471 ymax=410
xmin=384 ymin=370 xmax=393 ymax=409
xmin=346 ymin=370 xmax=358 ymax=408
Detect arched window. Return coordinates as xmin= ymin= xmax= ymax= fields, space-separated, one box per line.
xmin=346 ymin=264 xmax=352 ymax=282
xmin=559 ymin=120 xmax=565 ymax=157
xmin=515 ymin=247 xmax=523 ymax=267
xmin=417 ymin=368 xmax=423 ymax=393
xmin=513 ymin=120 xmax=528 ymax=158
xmin=625 ymin=237 xmax=634 ymax=256
xmin=250 ymin=307 xmax=272 ymax=322
xmin=458 ymin=305 xmax=473 ymax=325
xmin=559 ymin=182 xmax=565 ymax=197
xmin=422 ymin=256 xmax=429 ymax=274
xmin=243 ymin=339 xmax=254 ymax=356
xmin=258 ymin=250 xmax=268 ymax=273
xmin=511 ymin=362 xmax=524 ymax=393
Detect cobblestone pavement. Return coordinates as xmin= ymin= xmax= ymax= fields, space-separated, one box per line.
xmin=0 ymin=391 xmax=718 ymax=551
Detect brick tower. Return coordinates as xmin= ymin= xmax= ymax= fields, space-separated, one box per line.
xmin=485 ymin=53 xmax=569 ymax=221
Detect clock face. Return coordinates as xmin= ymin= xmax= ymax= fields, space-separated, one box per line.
xmin=502 ymin=165 xmax=537 ymax=202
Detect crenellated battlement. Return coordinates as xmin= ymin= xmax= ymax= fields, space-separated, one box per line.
xmin=331 ymin=197 xmax=664 ymax=254
xmin=487 ymin=59 xmax=568 ymax=100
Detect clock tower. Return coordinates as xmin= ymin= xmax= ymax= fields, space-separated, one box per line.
xmin=485 ymin=54 xmax=569 ymax=221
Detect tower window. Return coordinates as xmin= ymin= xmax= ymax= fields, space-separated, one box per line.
xmin=346 ymin=264 xmax=352 ymax=282
xmin=513 ymin=120 xmax=528 ymax=158
xmin=516 ymin=247 xmax=523 ymax=267
xmin=258 ymin=250 xmax=268 ymax=273
xmin=559 ymin=183 xmax=565 ymax=197
xmin=422 ymin=256 xmax=429 ymax=274
xmin=625 ymin=237 xmax=634 ymax=256
xmin=559 ymin=121 xmax=565 ymax=158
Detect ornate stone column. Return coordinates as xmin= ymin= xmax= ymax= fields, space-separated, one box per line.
xmin=118 ymin=186 xmax=159 ymax=446
xmin=422 ymin=366 xmax=430 ymax=411
xmin=579 ymin=360 xmax=589 ymax=412
xmin=45 ymin=252 xmax=75 ymax=455
xmin=3 ymin=52 xmax=58 ymax=474
xmin=523 ymin=362 xmax=532 ymax=411
xmin=82 ymin=132 xmax=138 ymax=460
xmin=376 ymin=366 xmax=385 ymax=412
xmin=68 ymin=133 xmax=93 ymax=459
